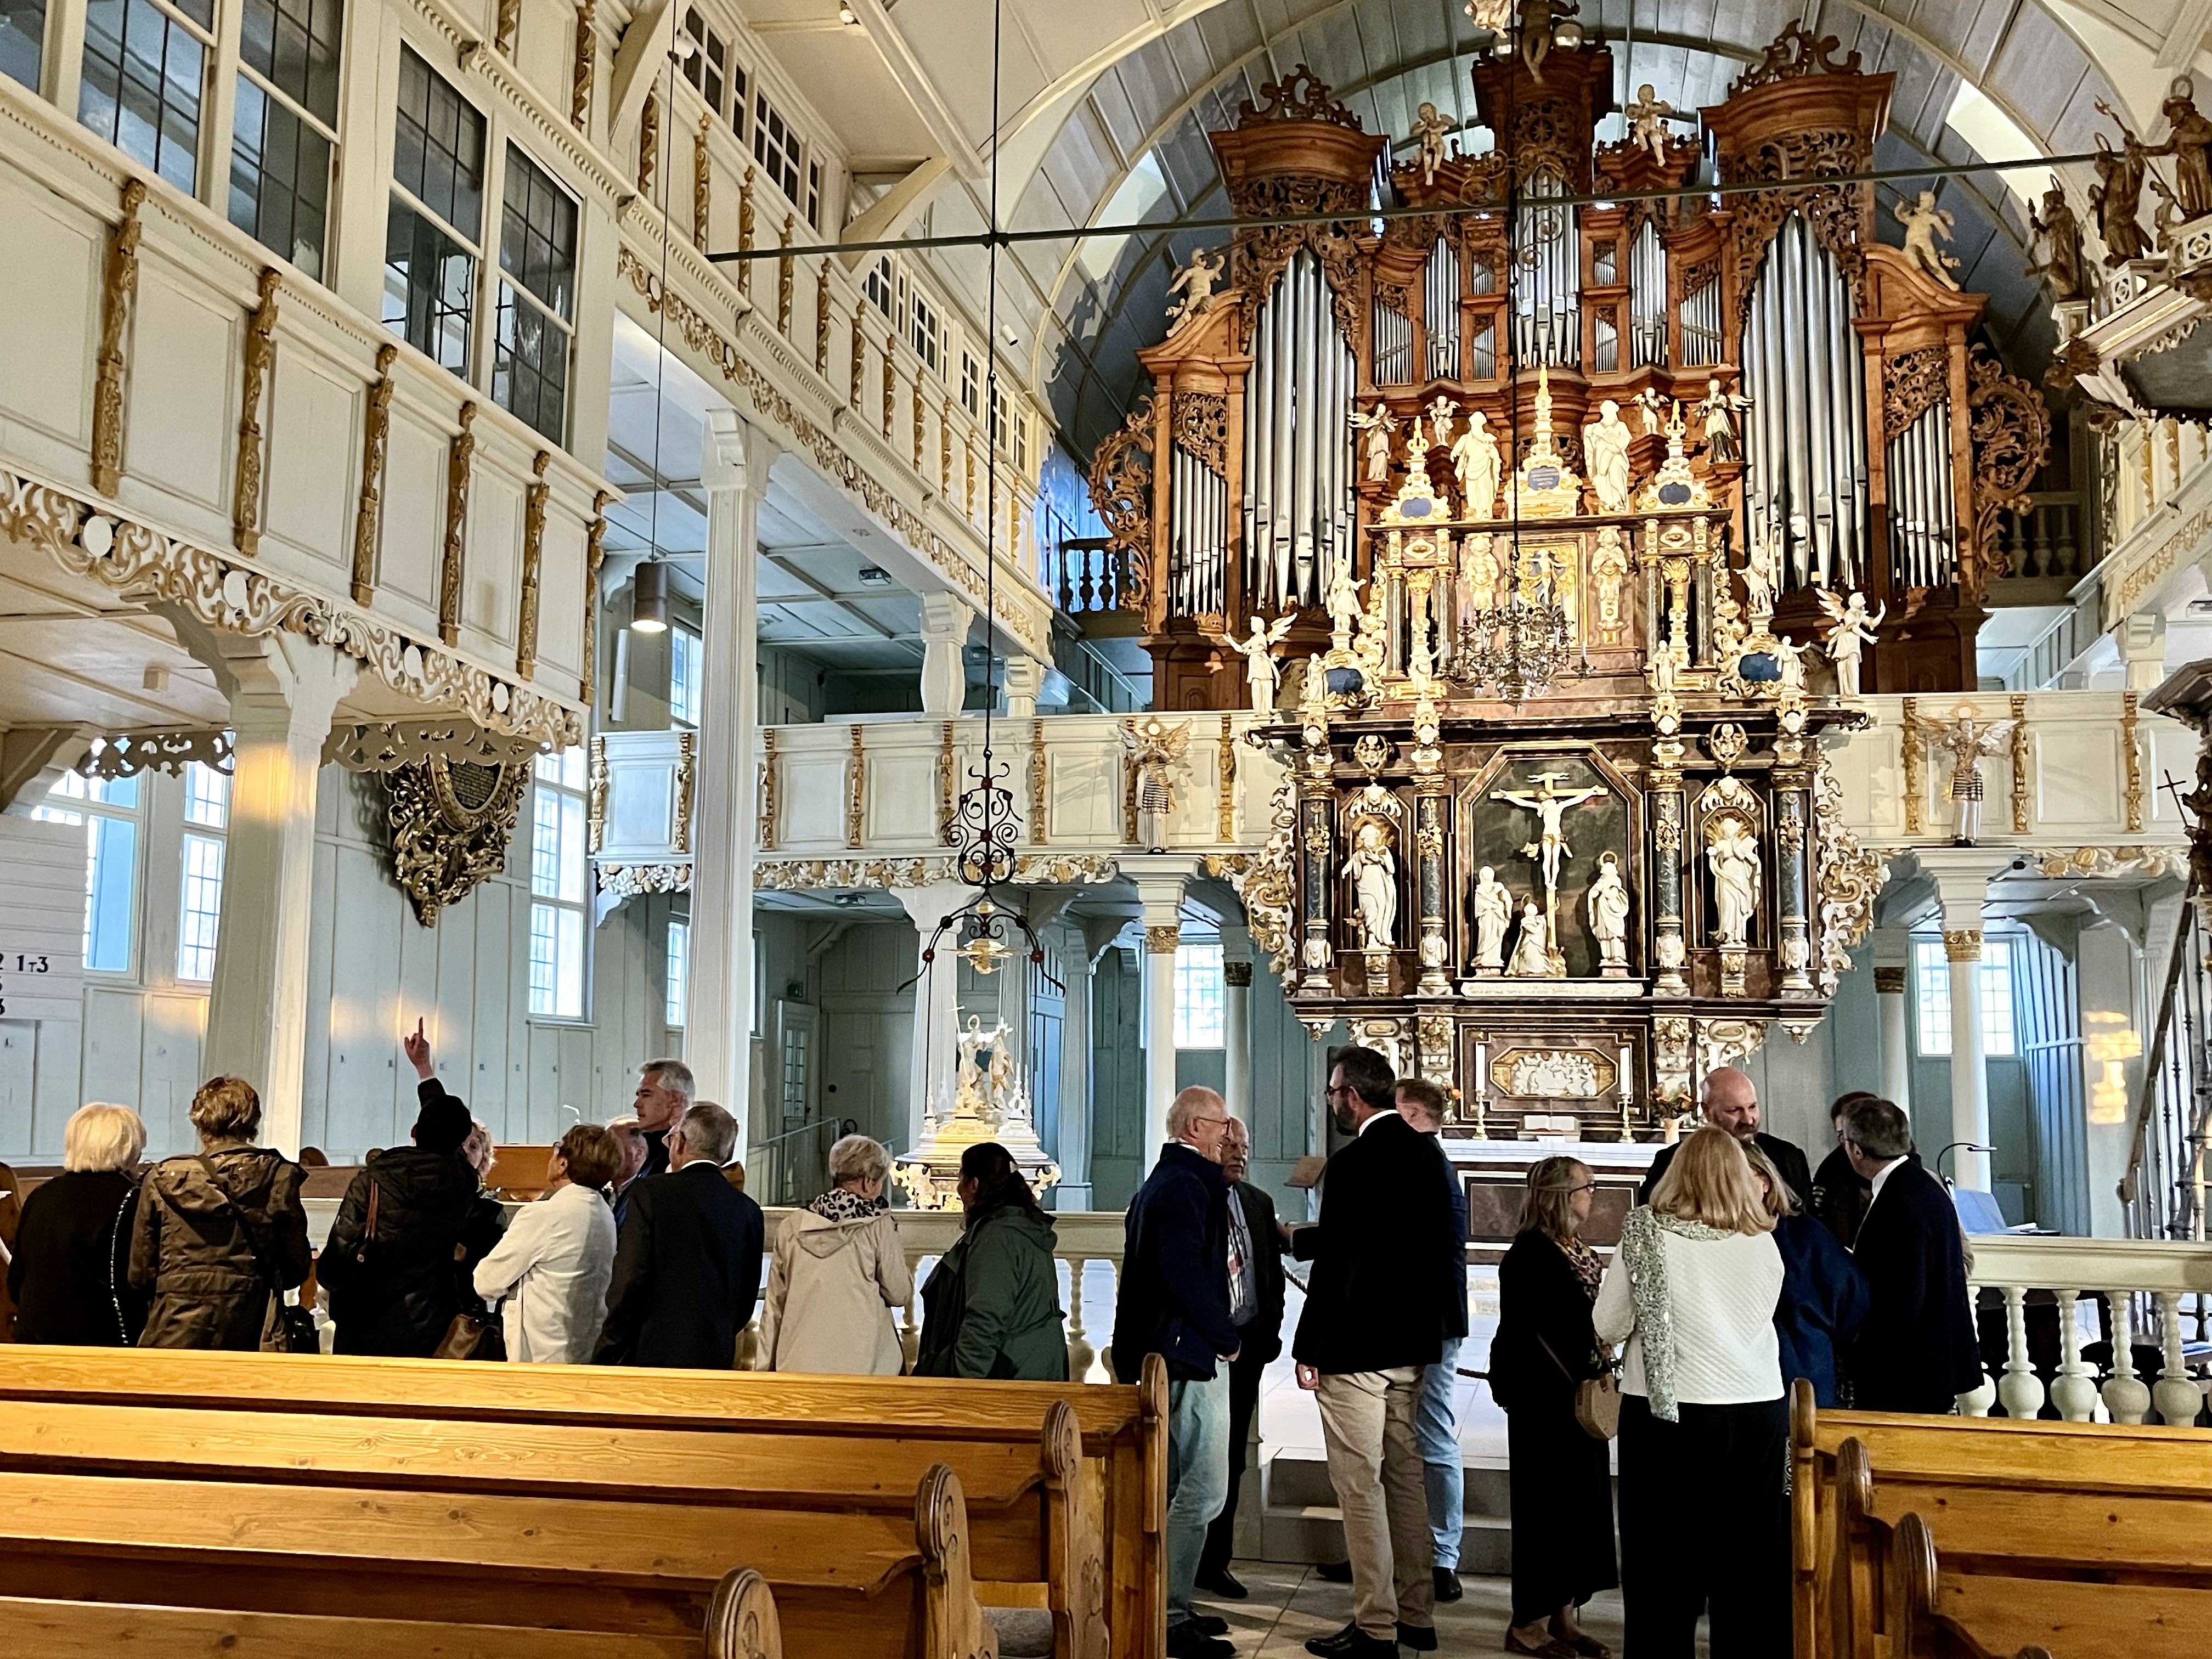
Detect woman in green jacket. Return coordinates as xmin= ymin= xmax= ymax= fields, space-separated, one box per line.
xmin=914 ymin=1142 xmax=1068 ymax=1380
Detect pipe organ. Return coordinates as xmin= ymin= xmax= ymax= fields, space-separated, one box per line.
xmin=1084 ymin=23 xmax=2053 ymax=1131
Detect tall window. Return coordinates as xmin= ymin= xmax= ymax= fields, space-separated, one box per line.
xmin=33 ymin=773 xmax=140 ymax=974
xmin=80 ymin=0 xmax=212 ymax=193
xmin=669 ymin=625 xmax=701 ymax=726
xmin=805 ymin=159 xmax=822 ymax=230
xmin=909 ymin=290 xmax=941 ymax=375
xmin=175 ymin=760 xmax=230 ymax=981
xmin=1913 ymin=935 xmax=2018 ymax=1058
xmin=960 ymin=351 xmax=981 ymax=419
xmin=864 ymin=256 xmax=892 ymax=318
xmin=230 ymin=0 xmax=342 ymax=279
xmin=752 ymin=88 xmax=804 ymax=205
xmin=678 ymin=4 xmax=747 ymax=139
xmin=385 ymin=46 xmax=484 ymax=376
xmin=529 ymin=748 xmax=589 ymax=1018
xmin=665 ymin=918 xmax=690 ymax=1031
xmin=1173 ymin=940 xmax=1225 ymax=1048
xmin=0 ymin=0 xmax=44 ymax=92
xmin=493 ymin=144 xmax=578 ymax=442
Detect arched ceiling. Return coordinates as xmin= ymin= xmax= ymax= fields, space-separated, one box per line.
xmin=861 ymin=0 xmax=2186 ymax=461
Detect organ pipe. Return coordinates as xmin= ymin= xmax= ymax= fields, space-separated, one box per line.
xmin=1511 ymin=172 xmax=1579 ymax=368
xmin=1424 ymin=239 xmax=1462 ymax=380
xmin=1629 ymin=220 xmax=1667 ymax=369
xmin=1238 ymin=251 xmax=1353 ymax=612
xmin=1886 ymin=401 xmax=1955 ymax=589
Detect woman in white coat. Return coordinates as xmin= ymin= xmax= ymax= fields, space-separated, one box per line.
xmin=761 ymin=1134 xmax=912 ymax=1374
xmin=472 ymin=1124 xmax=621 ymax=1364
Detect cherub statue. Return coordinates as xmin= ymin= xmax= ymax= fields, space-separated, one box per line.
xmin=1632 ymin=385 xmax=1668 ymax=438
xmin=1164 ymin=245 xmax=1224 ymax=325
xmin=1517 ymin=0 xmax=1578 ymax=82
xmin=2152 ymin=78 xmax=2212 ymax=219
xmin=1222 ymin=613 xmax=1296 ymax=714
xmin=1119 ymin=716 xmax=1190 ymax=852
xmin=1325 ymin=563 xmax=1365 ymax=654
xmin=1341 ymin=819 xmax=1398 ymax=951
xmin=1815 ymin=589 xmax=1884 ymax=699
xmin=1424 ymin=393 xmax=1459 ymax=451
xmin=1463 ymin=0 xmax=1513 ymax=33
xmin=1582 ymin=399 xmax=1633 ymax=512
xmin=1460 ymin=533 xmax=1500 ymax=617
xmin=1410 ymin=101 xmax=1453 ymax=187
xmin=1451 ymin=409 xmax=1502 ymax=520
xmin=2025 ymin=177 xmax=2086 ymax=302
xmin=1623 ymin=83 xmax=1679 ymax=165
xmin=1695 ymin=380 xmax=1752 ymax=463
xmin=1352 ymin=403 xmax=1398 ymax=483
xmin=1893 ymin=190 xmax=1962 ymax=291
xmin=1910 ymin=705 xmax=2020 ymax=845
xmin=2089 ymin=115 xmax=2153 ymax=266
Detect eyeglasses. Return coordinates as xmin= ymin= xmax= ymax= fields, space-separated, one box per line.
xmin=1324 ymin=1084 xmax=1356 ymax=1099
xmin=1565 ymin=1182 xmax=1597 ymax=1194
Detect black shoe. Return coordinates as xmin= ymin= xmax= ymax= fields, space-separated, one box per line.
xmin=1315 ymin=1560 xmax=1355 ymax=1583
xmin=1431 ymin=1566 xmax=1463 ymax=1603
xmin=1197 ymin=1568 xmax=1249 ymax=1600
xmin=1167 ymin=1623 xmax=1235 ymax=1659
xmin=1306 ymin=1629 xmax=1397 ymax=1659
xmin=1189 ymin=1615 xmax=1229 ymax=1637
xmin=1396 ymin=1623 xmax=1437 ymax=1652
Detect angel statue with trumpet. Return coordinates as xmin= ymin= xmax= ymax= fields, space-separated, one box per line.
xmin=1220 ymin=613 xmax=1297 ymax=714
xmin=1910 ymin=704 xmax=2021 ymax=845
xmin=1815 ymin=589 xmax=1885 ymax=699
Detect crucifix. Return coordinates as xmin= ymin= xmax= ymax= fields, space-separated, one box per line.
xmin=1488 ymin=770 xmax=1607 ymax=970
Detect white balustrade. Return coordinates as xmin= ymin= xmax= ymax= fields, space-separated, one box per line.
xmin=1960 ymin=1234 xmax=2212 ymax=1425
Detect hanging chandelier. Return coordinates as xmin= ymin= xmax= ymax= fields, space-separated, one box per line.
xmin=1452 ymin=591 xmax=1572 ymax=705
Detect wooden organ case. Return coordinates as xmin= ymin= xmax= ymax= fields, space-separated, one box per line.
xmin=1086 ymin=25 xmax=2051 ymax=1132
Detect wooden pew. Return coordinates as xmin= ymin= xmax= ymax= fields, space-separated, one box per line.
xmin=0 ymin=1347 xmax=1159 ymax=1659
xmin=0 ymin=1558 xmax=779 ymax=1659
xmin=1882 ymin=1514 xmax=2053 ymax=1659
xmin=1791 ymin=1380 xmax=2212 ymax=1659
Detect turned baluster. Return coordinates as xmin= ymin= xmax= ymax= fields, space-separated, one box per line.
xmin=1065 ymin=1256 xmax=1097 ymax=1382
xmin=901 ymin=1249 xmax=926 ymax=1371
xmin=2101 ymin=1290 xmax=2152 ymax=1424
xmin=1996 ymin=1283 xmax=2046 ymax=1419
xmin=2049 ymin=1288 xmax=2100 ymax=1421
xmin=2152 ymin=1290 xmax=2202 ymax=1426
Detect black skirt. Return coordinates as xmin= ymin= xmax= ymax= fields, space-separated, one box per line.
xmin=1505 ymin=1389 xmax=1618 ymax=1624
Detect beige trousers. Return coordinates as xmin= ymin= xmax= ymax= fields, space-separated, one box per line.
xmin=1317 ymin=1366 xmax=1436 ymax=1638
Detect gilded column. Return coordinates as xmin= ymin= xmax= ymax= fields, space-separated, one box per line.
xmin=1412 ymin=699 xmax=1451 ymax=997
xmin=517 ymin=451 xmax=550 ymax=679
xmin=438 ymin=403 xmax=477 ymax=646
xmin=691 ymin=114 xmax=712 ymax=252
xmin=1296 ymin=714 xmax=1335 ymax=997
xmin=233 ymin=268 xmax=281 ymax=557
xmin=736 ymin=164 xmax=754 ymax=296
xmin=349 ymin=343 xmax=398 ymax=604
xmin=1650 ymin=733 xmax=1688 ymax=997
xmin=814 ymin=262 xmax=830 ymax=377
xmin=569 ymin=0 xmax=596 ymax=131
xmin=92 ymin=178 xmax=147 ymax=498
xmin=581 ymin=490 xmax=610 ymax=709
xmin=1774 ymin=732 xmax=1814 ymax=996
xmin=777 ymin=212 xmax=795 ymax=335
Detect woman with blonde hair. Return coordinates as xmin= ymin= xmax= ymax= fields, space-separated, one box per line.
xmin=1486 ymin=1156 xmax=1617 ymax=1657
xmin=1594 ymin=1127 xmax=1786 ymax=1658
xmin=761 ymin=1133 xmax=912 ymax=1374
xmin=8 ymin=1104 xmax=149 ymax=1344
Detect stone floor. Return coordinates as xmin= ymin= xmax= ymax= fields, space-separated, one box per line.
xmin=1191 ymin=1562 xmax=1657 ymax=1658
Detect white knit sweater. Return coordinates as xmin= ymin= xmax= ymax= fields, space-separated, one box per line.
xmin=1592 ymin=1226 xmax=1785 ymax=1407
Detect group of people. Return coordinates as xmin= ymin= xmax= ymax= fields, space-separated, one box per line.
xmin=1489 ymin=1071 xmax=1980 ymax=1658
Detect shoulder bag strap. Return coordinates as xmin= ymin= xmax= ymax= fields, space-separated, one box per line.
xmin=191 ymin=1153 xmax=286 ymax=1301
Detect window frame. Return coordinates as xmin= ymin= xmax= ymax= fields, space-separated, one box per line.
xmin=665 ymin=917 xmax=690 ymax=1032
xmin=528 ymin=747 xmax=592 ymax=1021
xmin=1911 ymin=934 xmax=2020 ymax=1059
xmin=173 ymin=759 xmax=232 ymax=983
xmin=33 ymin=771 xmax=144 ymax=979
xmin=228 ymin=0 xmax=344 ymax=280
xmin=668 ymin=624 xmax=702 ymax=727
xmin=384 ymin=43 xmax=488 ymax=380
xmin=78 ymin=0 xmax=216 ymax=195
xmin=1173 ymin=939 xmax=1226 ymax=1049
xmin=492 ymin=139 xmax=579 ymax=443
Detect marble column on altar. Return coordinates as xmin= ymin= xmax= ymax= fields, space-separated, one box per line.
xmin=1773 ymin=735 xmax=1815 ymax=996
xmin=1129 ymin=857 xmax=1203 ymax=1153
xmin=1649 ymin=734 xmax=1689 ymax=997
xmin=1221 ymin=921 xmax=1254 ymax=1124
xmin=1295 ymin=724 xmax=1335 ymax=995
xmin=895 ymin=881 xmax=974 ymax=1154
xmin=1413 ymin=775 xmax=1452 ymax=997
xmin=1874 ymin=927 xmax=1912 ymax=1110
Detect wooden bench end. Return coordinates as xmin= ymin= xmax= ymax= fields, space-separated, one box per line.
xmin=706 ymin=1568 xmax=782 ymax=1659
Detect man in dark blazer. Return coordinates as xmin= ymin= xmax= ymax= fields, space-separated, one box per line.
xmin=1395 ymin=1077 xmax=1470 ymax=1603
xmin=1637 ymin=1066 xmax=1812 ymax=1209
xmin=1842 ymin=1097 xmax=1984 ymax=1412
xmin=1289 ymin=1046 xmax=1460 ymax=1659
xmin=1112 ymin=1086 xmax=1243 ymax=1659
xmin=594 ymin=1101 xmax=763 ymax=1369
xmin=1195 ymin=1114 xmax=1285 ymax=1602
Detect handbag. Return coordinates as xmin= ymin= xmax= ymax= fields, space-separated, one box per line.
xmin=192 ymin=1154 xmax=318 ymax=1355
xmin=1539 ymin=1332 xmax=1621 ymax=1441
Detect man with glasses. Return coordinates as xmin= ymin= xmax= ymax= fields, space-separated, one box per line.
xmin=1288 ymin=1047 xmax=1461 ymax=1659
xmin=1113 ymin=1087 xmax=1243 ymax=1659
xmin=1393 ymin=1077 xmax=1470 ymax=1604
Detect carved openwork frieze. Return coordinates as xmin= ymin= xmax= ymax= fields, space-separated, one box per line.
xmin=74 ymin=729 xmax=234 ymax=780
xmin=324 ymin=719 xmax=548 ymax=773
xmin=384 ymin=751 xmax=533 ymax=927
xmin=753 ymin=853 xmax=1119 ymax=891
xmin=1172 ymin=393 xmax=1228 ymax=476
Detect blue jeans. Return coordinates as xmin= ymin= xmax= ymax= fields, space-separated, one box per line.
xmin=1166 ymin=1368 xmax=1232 ymax=1627
xmin=1417 ymin=1338 xmax=1465 ymax=1569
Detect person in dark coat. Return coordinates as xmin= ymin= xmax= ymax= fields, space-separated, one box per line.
xmin=916 ymin=1141 xmax=1068 ymax=1381
xmin=1113 ymin=1090 xmax=1240 ymax=1659
xmin=1196 ymin=1114 xmax=1285 ymax=1603
xmin=1745 ymin=1142 xmax=1869 ymax=1408
xmin=1289 ymin=1047 xmax=1460 ymax=1659
xmin=131 ymin=1076 xmax=311 ymax=1351
xmin=319 ymin=1030 xmax=483 ymax=1357
xmin=8 ymin=1103 xmax=149 ymax=1345
xmin=1487 ymin=1155 xmax=1617 ymax=1659
xmin=594 ymin=1101 xmax=763 ymax=1368
xmin=1808 ymin=1092 xmax=1878 ymax=1248
xmin=1841 ymin=1098 xmax=1983 ymax=1412
xmin=1636 ymin=1066 xmax=1810 ymax=1209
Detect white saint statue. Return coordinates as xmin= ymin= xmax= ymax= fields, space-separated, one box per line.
xmin=1582 ymin=399 xmax=1633 ymax=513
xmin=1462 ymin=534 xmax=1500 ymax=617
xmin=1771 ymin=633 xmax=1810 ymax=697
xmin=1223 ymin=613 xmax=1296 ymax=713
xmin=1740 ymin=535 xmax=1778 ymax=619
xmin=1471 ymin=866 xmax=1512 ymax=970
xmin=1451 ymin=410 xmax=1502 ymax=521
xmin=1587 ymin=851 xmax=1630 ymax=971
xmin=1342 ymin=820 xmax=1398 ymax=950
xmin=1353 ymin=403 xmax=1397 ymax=482
xmin=1425 ymin=393 xmax=1458 ymax=451
xmin=1647 ymin=646 xmax=1677 ymax=695
xmin=1592 ymin=527 xmax=1629 ymax=641
xmin=1816 ymin=589 xmax=1884 ymax=699
xmin=1706 ymin=816 xmax=1762 ymax=946
xmin=1508 ymin=900 xmax=1553 ymax=978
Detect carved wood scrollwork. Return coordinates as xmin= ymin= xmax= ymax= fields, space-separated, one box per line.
xmin=1883 ymin=345 xmax=1950 ymax=436
xmin=384 ymin=752 xmax=532 ymax=928
xmin=1967 ymin=344 xmax=2052 ymax=592
xmin=1172 ymin=392 xmax=1228 ymax=476
xmin=1728 ymin=21 xmax=1864 ymax=95
xmin=1235 ymin=65 xmax=1359 ymax=128
xmin=93 ymin=179 xmax=146 ymax=499
xmin=1229 ymin=177 xmax=1368 ymax=346
xmin=1087 ymin=396 xmax=1154 ymax=612
xmin=1725 ymin=128 xmax=1871 ymax=322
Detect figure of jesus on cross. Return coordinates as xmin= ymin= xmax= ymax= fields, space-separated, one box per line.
xmin=1488 ymin=770 xmax=1607 ymax=972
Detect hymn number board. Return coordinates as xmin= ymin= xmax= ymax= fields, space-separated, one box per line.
xmin=0 ymin=816 xmax=87 ymax=1022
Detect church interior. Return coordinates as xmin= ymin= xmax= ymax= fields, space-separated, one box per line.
xmin=3 ymin=0 xmax=2212 ymax=1651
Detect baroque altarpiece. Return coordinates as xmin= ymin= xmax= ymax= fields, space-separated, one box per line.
xmin=1090 ymin=25 xmax=2050 ymax=1133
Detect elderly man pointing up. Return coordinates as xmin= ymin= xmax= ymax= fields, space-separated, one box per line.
xmin=1636 ymin=1067 xmax=1811 ymax=1210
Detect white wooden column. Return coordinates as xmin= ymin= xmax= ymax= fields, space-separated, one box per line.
xmin=171 ymin=622 xmax=356 ymax=1153
xmin=918 ymin=592 xmax=972 ymax=716
xmin=1128 ymin=857 xmax=1203 ymax=1154
xmin=1221 ymin=919 xmax=1254 ymax=1124
xmin=1053 ymin=923 xmax=1099 ymax=1209
xmin=1924 ymin=854 xmax=2000 ymax=1192
xmin=896 ymin=881 xmax=975 ymax=1153
xmin=1873 ymin=927 xmax=1911 ymax=1110
xmin=686 ymin=409 xmax=777 ymax=1159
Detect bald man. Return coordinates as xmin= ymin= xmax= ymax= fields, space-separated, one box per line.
xmin=1635 ymin=1067 xmax=1812 ymax=1207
